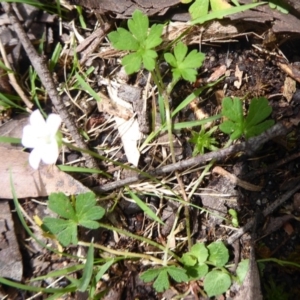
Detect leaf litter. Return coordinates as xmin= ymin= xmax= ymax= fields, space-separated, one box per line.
xmin=1 ymin=1 xmax=300 ymax=299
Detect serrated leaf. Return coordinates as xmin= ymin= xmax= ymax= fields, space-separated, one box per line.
xmin=153 ymin=269 xmax=170 ymax=292
xmin=140 ymin=268 xmax=162 ymax=282
xmin=207 ymin=241 xmax=229 ymax=267
xmin=221 ymin=97 xmax=243 ymax=123
xmin=190 ymin=243 xmax=209 ymax=263
xmin=204 ymin=270 xmax=231 ymax=297
xmin=219 ymin=120 xmax=243 ymax=140
xmin=236 ymin=259 xmax=249 ymax=284
xmin=174 ymin=42 xmax=188 ymax=64
xmin=76 ymin=193 xmax=105 ymax=221
xmin=108 ymin=28 xmax=139 ymax=51
xmin=186 ymin=263 xmax=209 ymax=279
xmin=142 ymin=49 xmax=157 ymax=71
xmin=48 ymin=193 xmax=76 ymax=220
xmin=189 ymin=0 xmax=209 ymax=19
xmin=245 ymin=97 xmax=272 ymax=128
xmin=145 ymin=24 xmax=163 ymax=49
xmin=245 ymin=119 xmax=274 ymax=139
xmin=167 ymin=266 xmax=189 ymax=283
xmin=179 ymin=50 xmax=205 ymax=69
xmin=166 ymin=42 xmax=205 ymax=83
xmin=128 ymin=10 xmax=148 ymax=41
xmin=43 ymin=218 xmax=77 ymax=246
xmin=122 ymin=53 xmax=142 ymax=74
xmin=164 ymin=53 xmax=176 ymax=67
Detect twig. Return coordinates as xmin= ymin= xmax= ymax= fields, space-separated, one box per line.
xmin=1 ymin=2 xmax=99 ymax=170
xmin=212 ymin=166 xmax=262 ymax=191
xmin=93 ymin=122 xmax=290 ymax=193
xmin=226 ymin=182 xmax=300 ymax=245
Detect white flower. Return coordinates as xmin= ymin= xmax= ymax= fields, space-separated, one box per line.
xmin=22 ymin=110 xmax=62 ymax=169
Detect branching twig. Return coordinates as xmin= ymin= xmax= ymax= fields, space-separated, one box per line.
xmin=1 ymin=2 xmax=99 ymax=170
xmin=93 ymin=122 xmax=290 ymax=193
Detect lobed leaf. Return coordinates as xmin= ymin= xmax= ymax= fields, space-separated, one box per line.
xmin=167 ymin=266 xmax=189 ymax=283
xmin=122 ymin=53 xmax=142 ymax=74
xmin=185 ymin=263 xmax=208 ymax=280
xmin=48 ymin=193 xmax=76 ymax=221
xmin=145 ymin=24 xmax=163 ymax=49
xmin=108 ymin=28 xmax=139 ymax=51
xmin=128 ymin=10 xmax=149 ymax=41
xmin=153 ymin=269 xmax=170 ymax=292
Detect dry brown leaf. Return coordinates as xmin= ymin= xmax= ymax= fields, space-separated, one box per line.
xmin=234 ymin=64 xmax=243 ymax=89
xmin=207 ymin=65 xmax=227 ymax=83
xmin=0 ymin=146 xmax=90 ymax=198
xmin=282 ymin=76 xmax=296 ymax=102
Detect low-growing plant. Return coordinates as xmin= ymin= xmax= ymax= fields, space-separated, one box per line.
xmin=42 ymin=192 xmax=105 ymax=246
xmin=141 ymin=241 xmax=249 ymax=296
xmin=189 ymin=125 xmax=219 ymax=155
xmin=219 ymin=96 xmax=274 ymax=140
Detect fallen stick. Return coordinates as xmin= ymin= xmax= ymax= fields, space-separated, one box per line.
xmin=93 ymin=122 xmax=290 ymax=192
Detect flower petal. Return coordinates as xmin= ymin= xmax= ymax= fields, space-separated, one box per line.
xmin=22 ymin=125 xmax=39 ymax=148
xmin=29 ymin=148 xmax=42 ymax=169
xmin=30 ymin=110 xmax=46 ymax=127
xmin=46 ymin=113 xmax=62 ymax=135
xmin=41 ymin=142 xmax=59 ymax=164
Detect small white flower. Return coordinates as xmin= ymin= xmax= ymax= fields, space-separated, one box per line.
xmin=22 ymin=110 xmax=62 ymax=169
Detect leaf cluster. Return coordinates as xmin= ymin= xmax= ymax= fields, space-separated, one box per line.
xmin=43 ymin=192 xmax=105 ymax=246
xmin=108 ymin=10 xmax=163 ymax=74
xmin=219 ymin=96 xmax=274 ymax=140
xmin=140 ymin=241 xmax=248 ymax=296
xmin=189 ymin=125 xmax=218 ymax=155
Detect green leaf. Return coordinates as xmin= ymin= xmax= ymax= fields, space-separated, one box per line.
xmin=142 ymin=49 xmax=157 ymax=71
xmin=153 ymin=269 xmax=170 ymax=292
xmin=140 ymin=266 xmax=187 ymax=293
xmin=236 ymin=259 xmax=249 ymax=284
xmin=191 ymin=3 xmax=265 ymax=25
xmin=128 ymin=10 xmax=149 ymax=41
xmin=108 ymin=28 xmax=139 ymax=51
xmin=108 ymin=10 xmax=162 ymax=75
xmin=186 ymin=263 xmax=208 ymax=279
xmin=167 ymin=266 xmax=189 ymax=282
xmin=204 ymin=270 xmax=231 ymax=297
xmin=222 ymin=97 xmax=243 ymax=123
xmin=140 ymin=268 xmax=162 ymax=282
xmin=210 ymin=0 xmax=232 ymax=11
xmin=78 ymin=243 xmax=94 ymax=292
xmin=145 ymin=24 xmax=163 ymax=49
xmin=182 ymin=253 xmax=198 ymax=266
xmin=190 ymin=242 xmax=209 ymax=263
xmin=207 ymin=241 xmax=229 ymax=267
xmin=245 ymin=97 xmax=272 ymax=127
xmin=48 ymin=193 xmax=76 ymax=221
xmin=76 ymin=193 xmax=105 ymax=221
xmin=189 ymin=0 xmax=209 ymax=19
xmin=122 ymin=53 xmax=142 ymax=74
xmin=43 ymin=217 xmax=77 ymax=246
xmin=164 ymin=42 xmax=205 ymax=82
